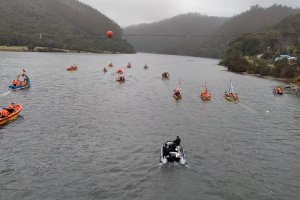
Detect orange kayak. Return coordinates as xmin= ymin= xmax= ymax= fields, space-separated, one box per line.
xmin=0 ymin=104 xmax=22 ymax=126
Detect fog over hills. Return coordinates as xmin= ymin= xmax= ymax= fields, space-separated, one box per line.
xmin=124 ymin=5 xmax=300 ymax=58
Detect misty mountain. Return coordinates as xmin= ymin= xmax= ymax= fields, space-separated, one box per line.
xmin=201 ymin=4 xmax=300 ymax=58
xmin=0 ymin=0 xmax=135 ymax=53
xmin=124 ymin=5 xmax=300 ymax=58
xmin=123 ymin=13 xmax=229 ymax=55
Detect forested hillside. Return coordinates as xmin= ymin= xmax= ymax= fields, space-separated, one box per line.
xmin=220 ymin=14 xmax=300 ymax=83
xmin=0 ymin=0 xmax=135 ymax=53
xmin=124 ymin=13 xmax=228 ymax=55
xmin=124 ymin=5 xmax=300 ymax=58
xmin=201 ymin=4 xmax=300 ymax=58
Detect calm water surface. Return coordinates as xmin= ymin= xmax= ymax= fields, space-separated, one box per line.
xmin=0 ymin=52 xmax=299 ymax=200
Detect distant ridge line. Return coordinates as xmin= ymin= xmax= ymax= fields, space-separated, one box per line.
xmin=0 ymin=32 xmax=238 ymax=39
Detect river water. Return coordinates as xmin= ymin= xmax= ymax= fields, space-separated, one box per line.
xmin=0 ymin=52 xmax=299 ymax=200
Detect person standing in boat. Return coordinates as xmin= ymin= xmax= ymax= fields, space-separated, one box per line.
xmin=173 ymin=136 xmax=181 ymax=146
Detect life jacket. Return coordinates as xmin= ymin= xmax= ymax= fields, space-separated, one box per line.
xmin=1 ymin=109 xmax=10 ymax=118
xmin=12 ymin=80 xmax=17 ymax=85
xmin=16 ymin=80 xmax=21 ymax=86
xmin=7 ymin=104 xmax=15 ymax=110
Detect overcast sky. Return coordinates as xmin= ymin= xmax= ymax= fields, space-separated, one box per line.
xmin=80 ymin=0 xmax=300 ymax=27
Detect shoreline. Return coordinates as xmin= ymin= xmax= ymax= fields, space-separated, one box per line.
xmin=241 ymin=72 xmax=300 ymax=91
xmin=241 ymin=72 xmax=290 ymax=84
xmin=0 ymin=46 xmax=120 ymax=54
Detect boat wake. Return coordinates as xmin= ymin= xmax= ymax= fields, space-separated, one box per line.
xmin=1 ymin=91 xmax=11 ymax=97
xmin=239 ymin=103 xmax=256 ymax=114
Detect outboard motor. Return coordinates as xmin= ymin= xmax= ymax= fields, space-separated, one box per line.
xmin=180 ymin=157 xmax=186 ymax=165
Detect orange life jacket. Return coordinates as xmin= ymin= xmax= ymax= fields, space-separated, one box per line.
xmin=7 ymin=104 xmax=15 ymax=110
xmin=1 ymin=109 xmax=10 ymax=118
xmin=16 ymin=80 xmax=21 ymax=86
xmin=12 ymin=80 xmax=17 ymax=85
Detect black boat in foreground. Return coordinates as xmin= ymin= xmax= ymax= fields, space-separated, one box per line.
xmin=160 ymin=141 xmax=186 ymax=165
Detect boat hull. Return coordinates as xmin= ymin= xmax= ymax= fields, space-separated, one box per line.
xmin=224 ymin=95 xmax=239 ymax=102
xmin=0 ymin=105 xmax=22 ymax=126
xmin=9 ymin=80 xmax=31 ymax=90
xmin=160 ymin=141 xmax=186 ymax=165
xmin=201 ymin=93 xmax=211 ymax=100
xmin=173 ymin=94 xmax=182 ymax=100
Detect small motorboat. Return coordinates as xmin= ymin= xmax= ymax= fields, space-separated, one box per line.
xmin=67 ymin=65 xmax=78 ymax=71
xmin=173 ymin=92 xmax=182 ymax=100
xmin=224 ymin=81 xmax=239 ymax=102
xmin=160 ymin=141 xmax=186 ymax=165
xmin=116 ymin=68 xmax=124 ymax=74
xmin=201 ymin=92 xmax=212 ymax=100
xmin=173 ymin=82 xmax=182 ymax=100
xmin=162 ymin=72 xmax=170 ymax=80
xmin=200 ymin=82 xmax=211 ymax=100
xmin=116 ymin=75 xmax=125 ymax=83
xmin=8 ymin=79 xmax=31 ymax=90
xmin=0 ymin=104 xmax=22 ymax=126
xmin=224 ymin=92 xmax=239 ymax=102
xmin=273 ymin=87 xmax=284 ymax=95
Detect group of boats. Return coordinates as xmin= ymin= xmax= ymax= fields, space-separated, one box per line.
xmin=103 ymin=62 xmax=132 ymax=83
xmin=172 ymin=80 xmax=239 ymax=103
xmin=0 ymin=70 xmax=29 ymax=126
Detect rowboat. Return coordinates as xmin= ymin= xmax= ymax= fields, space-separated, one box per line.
xmin=0 ymin=104 xmax=22 ymax=126
xmin=173 ymin=93 xmax=182 ymax=100
xmin=67 ymin=66 xmax=78 ymax=71
xmin=200 ymin=82 xmax=211 ymax=100
xmin=173 ymin=81 xmax=182 ymax=100
xmin=9 ymin=79 xmax=31 ymax=90
xmin=224 ymin=81 xmax=239 ymax=102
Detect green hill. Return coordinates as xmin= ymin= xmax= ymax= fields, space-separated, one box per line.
xmin=124 ymin=5 xmax=300 ymax=58
xmin=124 ymin=13 xmax=229 ymax=56
xmin=220 ymin=14 xmax=300 ymax=80
xmin=201 ymin=4 xmax=300 ymax=58
xmin=0 ymin=0 xmax=135 ymax=53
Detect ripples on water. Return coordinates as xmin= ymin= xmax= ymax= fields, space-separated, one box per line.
xmin=0 ymin=52 xmax=299 ymax=200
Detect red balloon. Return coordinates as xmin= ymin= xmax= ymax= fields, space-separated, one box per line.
xmin=106 ymin=31 xmax=113 ymax=38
